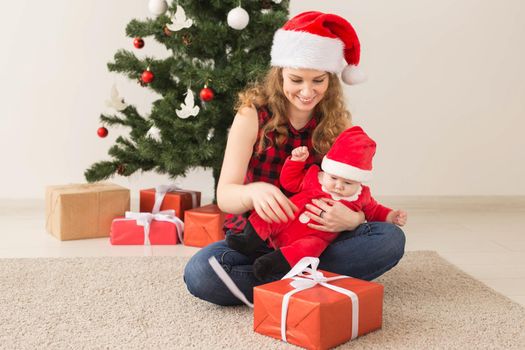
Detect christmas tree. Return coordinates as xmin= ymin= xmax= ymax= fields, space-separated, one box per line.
xmin=85 ymin=0 xmax=289 ymax=194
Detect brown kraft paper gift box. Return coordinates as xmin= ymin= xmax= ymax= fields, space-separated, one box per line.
xmin=45 ymin=182 xmax=130 ymax=241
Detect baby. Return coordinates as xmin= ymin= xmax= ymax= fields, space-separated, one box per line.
xmin=226 ymin=126 xmax=407 ymax=281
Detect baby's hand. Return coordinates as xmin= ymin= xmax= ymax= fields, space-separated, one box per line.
xmin=291 ymin=146 xmax=309 ymax=162
xmin=387 ymin=210 xmax=407 ymax=226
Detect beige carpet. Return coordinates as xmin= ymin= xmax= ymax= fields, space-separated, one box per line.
xmin=0 ymin=251 xmax=524 ymax=350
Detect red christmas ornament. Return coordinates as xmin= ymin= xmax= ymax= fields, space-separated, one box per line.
xmin=141 ymin=69 xmax=154 ymax=84
xmin=133 ymin=37 xmax=144 ymax=49
xmin=199 ymin=87 xmax=215 ymax=102
xmin=97 ymin=127 xmax=108 ymax=138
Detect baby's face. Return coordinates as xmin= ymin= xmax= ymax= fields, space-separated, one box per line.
xmin=320 ymin=172 xmax=361 ymax=198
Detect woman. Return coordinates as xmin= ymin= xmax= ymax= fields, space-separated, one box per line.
xmin=184 ymin=11 xmax=405 ymax=306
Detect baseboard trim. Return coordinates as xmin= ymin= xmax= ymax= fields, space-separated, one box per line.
xmin=375 ymin=196 xmax=525 ymax=211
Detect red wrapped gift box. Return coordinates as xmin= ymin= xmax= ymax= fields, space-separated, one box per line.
xmin=254 ymin=262 xmax=384 ymax=350
xmin=110 ymin=211 xmax=183 ymax=245
xmin=183 ymin=204 xmax=225 ymax=247
xmin=140 ymin=186 xmax=201 ymax=220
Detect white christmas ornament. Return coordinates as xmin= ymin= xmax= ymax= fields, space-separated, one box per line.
xmin=147 ymin=125 xmax=162 ymax=141
xmin=272 ymin=0 xmax=282 ymax=3
xmin=166 ymin=5 xmax=193 ymax=31
xmin=105 ymin=84 xmax=127 ymax=111
xmin=148 ymin=0 xmax=168 ymax=16
xmin=176 ymin=89 xmax=200 ymax=119
xmin=227 ymin=7 xmax=249 ymax=30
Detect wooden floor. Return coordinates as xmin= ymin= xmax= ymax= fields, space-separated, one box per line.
xmin=1 ymin=196 xmax=524 ymax=307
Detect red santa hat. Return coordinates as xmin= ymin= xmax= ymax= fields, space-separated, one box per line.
xmin=270 ymin=11 xmax=366 ymax=85
xmin=321 ymin=126 xmax=376 ymax=182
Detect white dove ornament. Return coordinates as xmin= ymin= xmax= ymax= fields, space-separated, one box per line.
xmin=167 ymin=5 xmax=193 ymax=31
xmin=105 ymin=84 xmax=128 ymax=111
xmin=176 ymin=89 xmax=200 ymax=119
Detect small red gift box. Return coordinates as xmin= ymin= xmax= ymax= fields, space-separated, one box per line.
xmin=110 ymin=211 xmax=183 ymax=245
xmin=140 ymin=186 xmax=201 ymax=220
xmin=254 ymin=261 xmax=384 ymax=350
xmin=183 ymin=204 xmax=225 ymax=247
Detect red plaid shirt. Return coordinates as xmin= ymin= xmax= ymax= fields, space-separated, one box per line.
xmin=224 ymin=106 xmax=322 ymax=233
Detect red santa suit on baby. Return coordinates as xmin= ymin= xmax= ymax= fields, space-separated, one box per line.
xmin=249 ymin=126 xmax=392 ymax=267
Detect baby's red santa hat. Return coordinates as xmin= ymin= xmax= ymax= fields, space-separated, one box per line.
xmin=321 ymin=126 xmax=376 ymax=182
xmin=271 ymin=11 xmax=366 ymax=85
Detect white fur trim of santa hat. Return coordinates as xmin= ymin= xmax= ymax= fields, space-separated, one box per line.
xmin=321 ymin=156 xmax=373 ymax=183
xmin=271 ymin=29 xmax=345 ymax=73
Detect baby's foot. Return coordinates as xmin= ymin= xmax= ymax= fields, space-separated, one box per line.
xmin=253 ymin=249 xmax=291 ymax=281
xmin=226 ymin=222 xmax=265 ymax=256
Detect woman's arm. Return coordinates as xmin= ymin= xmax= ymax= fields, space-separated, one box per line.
xmin=216 ymin=106 xmax=259 ymax=214
xmin=216 ymin=106 xmax=297 ymax=223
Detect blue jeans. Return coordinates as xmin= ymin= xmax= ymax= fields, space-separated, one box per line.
xmin=183 ymin=222 xmax=405 ymax=306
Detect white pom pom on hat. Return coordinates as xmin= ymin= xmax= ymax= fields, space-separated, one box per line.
xmin=270 ymin=11 xmax=366 ymax=85
xmin=342 ymin=65 xmax=367 ymax=85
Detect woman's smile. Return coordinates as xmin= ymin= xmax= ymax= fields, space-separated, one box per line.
xmin=297 ymin=95 xmax=317 ymax=104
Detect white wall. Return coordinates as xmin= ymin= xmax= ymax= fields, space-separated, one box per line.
xmin=1 ymin=0 xmax=524 ymax=199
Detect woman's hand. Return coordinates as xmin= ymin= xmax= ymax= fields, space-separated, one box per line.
xmin=245 ymin=182 xmax=298 ymax=223
xmin=304 ymin=198 xmax=365 ymax=232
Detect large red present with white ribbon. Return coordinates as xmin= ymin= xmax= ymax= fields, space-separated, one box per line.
xmin=110 ymin=210 xmax=184 ymax=245
xmin=140 ymin=185 xmax=200 ymax=220
xmin=208 ymin=256 xmax=383 ymax=350
xmin=253 ymin=257 xmax=384 ymax=349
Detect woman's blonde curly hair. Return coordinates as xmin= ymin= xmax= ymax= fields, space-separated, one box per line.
xmin=235 ymin=67 xmax=351 ymax=156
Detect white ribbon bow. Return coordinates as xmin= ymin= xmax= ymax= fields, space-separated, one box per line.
xmin=124 ymin=209 xmax=184 ymax=245
xmin=153 ymin=184 xmax=198 ymax=214
xmin=280 ymin=257 xmax=359 ymax=342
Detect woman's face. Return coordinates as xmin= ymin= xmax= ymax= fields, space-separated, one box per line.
xmin=282 ymin=68 xmax=329 ymax=114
